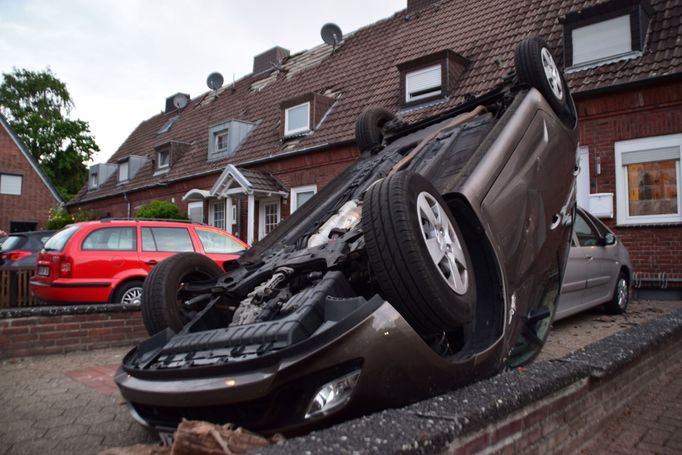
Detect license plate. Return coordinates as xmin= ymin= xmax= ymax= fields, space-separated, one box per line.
xmin=158 ymin=431 xmax=175 ymax=446
xmin=38 ymin=266 xmax=50 ymax=276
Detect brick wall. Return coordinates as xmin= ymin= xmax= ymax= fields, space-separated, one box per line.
xmin=0 ymin=310 xmax=146 ymax=358
xmin=576 ymin=80 xmax=682 ymax=279
xmin=0 ymin=124 xmax=60 ymax=232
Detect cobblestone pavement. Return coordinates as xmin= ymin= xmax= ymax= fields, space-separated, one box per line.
xmin=0 ymin=299 xmax=679 ymax=455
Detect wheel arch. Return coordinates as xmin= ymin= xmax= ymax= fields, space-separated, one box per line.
xmin=109 ymin=276 xmax=146 ymax=302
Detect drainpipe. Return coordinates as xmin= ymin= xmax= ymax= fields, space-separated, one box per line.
xmin=123 ymin=192 xmax=131 ymax=218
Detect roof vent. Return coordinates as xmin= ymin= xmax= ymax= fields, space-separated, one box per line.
xmin=165 ymin=93 xmax=190 ymax=113
xmin=253 ymin=46 xmax=290 ymax=75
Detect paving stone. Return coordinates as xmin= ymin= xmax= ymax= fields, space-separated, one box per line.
xmin=4 ymin=438 xmax=59 ymax=455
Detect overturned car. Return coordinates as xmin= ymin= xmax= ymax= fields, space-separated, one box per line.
xmin=116 ymin=38 xmax=579 ymax=437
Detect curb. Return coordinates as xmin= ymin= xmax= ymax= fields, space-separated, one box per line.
xmin=259 ymin=309 xmax=682 ymax=454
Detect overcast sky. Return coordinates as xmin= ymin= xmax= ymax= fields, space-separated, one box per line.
xmin=0 ymin=0 xmax=405 ymax=163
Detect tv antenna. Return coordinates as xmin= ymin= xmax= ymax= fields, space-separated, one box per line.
xmin=321 ymin=23 xmax=343 ymax=51
xmin=206 ymin=72 xmax=224 ymax=91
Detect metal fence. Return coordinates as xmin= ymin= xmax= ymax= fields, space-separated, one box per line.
xmin=0 ymin=267 xmax=36 ymax=307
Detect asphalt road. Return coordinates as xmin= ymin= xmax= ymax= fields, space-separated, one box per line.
xmin=0 ymin=299 xmax=680 ymax=455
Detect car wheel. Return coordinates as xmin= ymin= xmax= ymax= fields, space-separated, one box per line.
xmin=355 ymin=107 xmax=396 ymax=153
xmin=362 ymin=171 xmax=476 ymax=337
xmin=514 ymin=37 xmax=576 ymax=126
xmin=141 ymin=253 xmax=223 ymax=335
xmin=604 ymin=272 xmax=629 ymax=314
xmin=113 ymin=280 xmax=144 ymax=305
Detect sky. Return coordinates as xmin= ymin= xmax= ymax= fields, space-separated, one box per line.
xmin=0 ymin=0 xmax=405 ymax=164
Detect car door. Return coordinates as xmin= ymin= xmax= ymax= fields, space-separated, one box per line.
xmin=580 ymin=211 xmax=621 ymax=307
xmin=556 ymin=234 xmax=588 ymax=320
xmin=138 ymin=226 xmax=196 ymax=272
xmin=574 ymin=211 xmax=613 ymax=307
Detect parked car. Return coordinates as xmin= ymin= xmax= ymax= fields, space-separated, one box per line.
xmin=0 ymin=230 xmax=55 ymax=267
xmin=555 ymin=207 xmax=632 ymax=320
xmin=30 ymin=219 xmax=248 ymax=305
xmin=116 ymin=38 xmax=579 ymax=437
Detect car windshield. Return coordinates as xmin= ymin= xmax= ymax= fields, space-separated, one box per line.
xmin=43 ymin=225 xmax=81 ymax=252
xmin=195 ymin=228 xmax=246 ymax=254
xmin=0 ymin=236 xmax=26 ymax=252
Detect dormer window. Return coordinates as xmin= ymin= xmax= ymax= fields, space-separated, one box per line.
xmin=215 ymin=130 xmax=229 ymax=154
xmin=158 ymin=149 xmax=170 ymax=169
xmin=284 ymin=102 xmax=310 ymax=136
xmin=118 ymin=160 xmax=129 ymax=182
xmin=397 ymin=50 xmax=468 ymax=108
xmin=562 ymin=0 xmax=654 ymax=68
xmin=90 ymin=172 xmax=98 ymax=189
xmin=405 ymin=64 xmax=442 ymax=103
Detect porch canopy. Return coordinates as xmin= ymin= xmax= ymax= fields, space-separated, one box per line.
xmin=182 ymin=164 xmax=288 ymax=244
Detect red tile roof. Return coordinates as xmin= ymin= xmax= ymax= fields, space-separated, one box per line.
xmin=69 ymin=0 xmax=682 ymax=205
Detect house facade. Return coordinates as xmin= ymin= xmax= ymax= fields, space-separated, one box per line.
xmin=68 ymin=0 xmax=681 ymax=293
xmin=0 ymin=114 xmax=62 ymax=233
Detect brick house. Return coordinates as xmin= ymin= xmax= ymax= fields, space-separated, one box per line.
xmin=68 ymin=0 xmax=681 ymax=294
xmin=0 ymin=114 xmax=62 ymax=233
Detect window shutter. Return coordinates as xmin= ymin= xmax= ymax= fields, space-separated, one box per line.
xmin=406 ymin=65 xmax=442 ymax=101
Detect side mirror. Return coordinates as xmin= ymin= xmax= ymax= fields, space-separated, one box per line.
xmin=602 ymin=233 xmax=616 ymax=246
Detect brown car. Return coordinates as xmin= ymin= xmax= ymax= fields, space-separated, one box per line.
xmin=115 ymin=37 xmax=579 ymax=438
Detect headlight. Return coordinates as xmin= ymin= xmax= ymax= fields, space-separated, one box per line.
xmin=305 ymin=369 xmax=361 ymax=419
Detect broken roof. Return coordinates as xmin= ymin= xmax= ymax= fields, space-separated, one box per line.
xmin=69 ymin=0 xmax=682 ymax=205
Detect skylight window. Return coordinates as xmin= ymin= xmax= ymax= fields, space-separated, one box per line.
xmin=158 ymin=116 xmax=178 ymax=135
xmin=284 ymin=102 xmax=310 ymax=136
xmin=405 ymin=64 xmax=442 ymax=103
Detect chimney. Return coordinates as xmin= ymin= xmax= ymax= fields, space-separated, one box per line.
xmin=165 ymin=93 xmax=190 ymax=114
xmin=253 ymin=46 xmax=290 ymax=75
xmin=407 ymin=0 xmax=437 ymax=12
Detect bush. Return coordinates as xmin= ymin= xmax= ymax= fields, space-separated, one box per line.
xmin=46 ymin=208 xmax=93 ymax=230
xmin=135 ymin=200 xmax=188 ymax=220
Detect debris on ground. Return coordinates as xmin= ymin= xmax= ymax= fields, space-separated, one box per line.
xmin=98 ymin=420 xmax=285 ymax=455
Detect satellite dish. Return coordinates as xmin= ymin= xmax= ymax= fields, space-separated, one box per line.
xmin=321 ymin=23 xmax=343 ymax=47
xmin=206 ymin=72 xmax=224 ymax=91
xmin=172 ymin=93 xmax=188 ymax=110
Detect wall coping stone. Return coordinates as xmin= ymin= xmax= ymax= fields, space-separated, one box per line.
xmin=0 ymin=302 xmax=141 ymax=319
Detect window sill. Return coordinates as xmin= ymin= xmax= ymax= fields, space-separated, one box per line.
xmin=566 ymin=51 xmax=641 ymax=73
xmin=153 ymin=168 xmax=170 ymax=176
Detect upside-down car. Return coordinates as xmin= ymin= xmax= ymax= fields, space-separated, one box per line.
xmin=116 ymin=37 xmax=579 ymax=438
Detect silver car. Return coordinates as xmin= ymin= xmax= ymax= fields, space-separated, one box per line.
xmin=556 ymin=207 xmax=632 ymax=320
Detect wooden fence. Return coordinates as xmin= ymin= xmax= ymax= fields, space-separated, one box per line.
xmin=0 ymin=267 xmax=36 ymax=307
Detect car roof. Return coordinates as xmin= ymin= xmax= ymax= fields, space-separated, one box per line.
xmin=72 ymin=219 xmax=199 ymax=228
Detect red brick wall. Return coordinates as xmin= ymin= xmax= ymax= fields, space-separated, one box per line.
xmin=0 ymin=310 xmax=146 ymax=358
xmin=576 ymin=80 xmax=682 ymax=279
xmin=0 ymin=124 xmax=60 ymax=232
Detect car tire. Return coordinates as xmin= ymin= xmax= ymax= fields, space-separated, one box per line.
xmin=355 ymin=107 xmax=396 ymax=152
xmin=141 ymin=253 xmax=223 ymax=335
xmin=604 ymin=272 xmax=629 ymax=314
xmin=113 ymin=280 xmax=144 ymax=305
xmin=362 ymin=171 xmax=476 ymax=337
xmin=514 ymin=37 xmax=576 ymax=126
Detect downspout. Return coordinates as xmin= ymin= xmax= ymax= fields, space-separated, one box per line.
xmin=123 ymin=192 xmax=131 ymax=218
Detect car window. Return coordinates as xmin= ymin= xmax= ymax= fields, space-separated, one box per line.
xmin=141 ymin=227 xmax=194 ymax=252
xmin=0 ymin=236 xmax=26 ymax=252
xmin=82 ymin=227 xmax=137 ymax=251
xmin=581 ymin=210 xmax=612 ymax=238
xmin=195 ymin=228 xmax=246 ymax=254
xmin=44 ymin=225 xmax=80 ymax=252
xmin=574 ymin=213 xmax=599 ymax=247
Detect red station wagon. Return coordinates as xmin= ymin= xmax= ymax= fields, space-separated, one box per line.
xmin=30 ymin=219 xmax=248 ymax=305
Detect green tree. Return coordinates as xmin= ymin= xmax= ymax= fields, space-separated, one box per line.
xmin=135 ymin=200 xmax=188 ymax=220
xmin=0 ymin=68 xmax=99 ymax=201
xmin=46 ymin=208 xmax=94 ymax=230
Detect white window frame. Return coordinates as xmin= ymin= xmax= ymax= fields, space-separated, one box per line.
xmin=89 ymin=172 xmax=99 ymax=189
xmin=187 ymin=201 xmax=204 ymax=224
xmin=290 ymin=184 xmax=317 ymax=213
xmin=0 ymin=174 xmax=22 ymax=195
xmin=284 ymin=102 xmax=310 ymax=136
xmin=118 ymin=160 xmax=129 ymax=182
xmin=157 ymin=149 xmax=170 ymax=170
xmin=615 ymin=133 xmax=682 ymax=225
xmin=405 ymin=64 xmax=442 ymax=103
xmin=258 ymin=198 xmax=281 ymax=240
xmin=571 ymin=15 xmax=632 ymax=66
xmin=215 ymin=130 xmax=229 ymax=154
